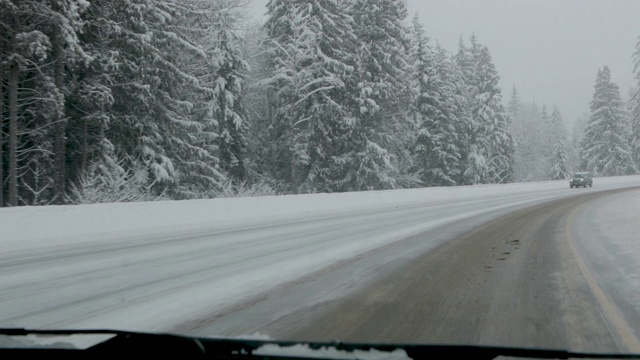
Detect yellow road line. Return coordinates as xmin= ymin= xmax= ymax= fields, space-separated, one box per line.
xmin=565 ymin=203 xmax=640 ymax=352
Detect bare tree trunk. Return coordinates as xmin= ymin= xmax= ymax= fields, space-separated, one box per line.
xmin=0 ymin=48 xmax=4 ymax=208
xmin=81 ymin=116 xmax=88 ymax=172
xmin=52 ymin=1 xmax=66 ymax=204
xmin=8 ymin=56 xmax=18 ymax=207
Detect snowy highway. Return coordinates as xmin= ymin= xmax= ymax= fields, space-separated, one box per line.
xmin=2 ymin=176 xmax=640 ymax=352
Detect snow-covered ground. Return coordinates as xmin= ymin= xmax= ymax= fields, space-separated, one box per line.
xmin=1 ymin=175 xmax=639 ymax=333
xmin=4 ymin=175 xmax=640 ymax=253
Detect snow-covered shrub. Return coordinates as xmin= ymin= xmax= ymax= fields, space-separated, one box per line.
xmin=215 ymin=180 xmax=279 ymax=198
xmin=67 ymin=157 xmax=165 ymax=204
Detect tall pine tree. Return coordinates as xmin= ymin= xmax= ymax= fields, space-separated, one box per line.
xmin=263 ymin=0 xmax=359 ymax=193
xmin=457 ymin=35 xmax=514 ymax=184
xmin=261 ymin=0 xmax=303 ymax=189
xmin=290 ymin=0 xmax=359 ymax=193
xmin=581 ymin=66 xmax=636 ymax=176
xmin=475 ymin=45 xmax=515 ymax=183
xmin=348 ymin=0 xmax=412 ymax=191
xmin=548 ymin=106 xmax=570 ymax=180
xmin=410 ymin=15 xmax=461 ymax=187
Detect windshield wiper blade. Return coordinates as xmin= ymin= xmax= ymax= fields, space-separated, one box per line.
xmin=1 ymin=329 xmax=639 ymax=359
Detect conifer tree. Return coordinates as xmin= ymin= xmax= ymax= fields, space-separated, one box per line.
xmin=457 ymin=35 xmax=514 ymax=184
xmin=410 ymin=16 xmax=461 ymax=186
xmin=348 ymin=0 xmax=412 ymax=191
xmin=581 ymin=66 xmax=636 ymax=176
xmin=548 ymin=106 xmax=570 ymax=180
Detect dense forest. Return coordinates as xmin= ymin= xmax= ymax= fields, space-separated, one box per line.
xmin=1 ymin=0 xmax=639 ymax=207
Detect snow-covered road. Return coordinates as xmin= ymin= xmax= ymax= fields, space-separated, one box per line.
xmin=1 ymin=176 xmax=639 ymax=334
xmin=571 ymin=189 xmax=640 ymax=346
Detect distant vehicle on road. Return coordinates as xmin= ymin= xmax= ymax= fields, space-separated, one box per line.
xmin=570 ymin=172 xmax=593 ymax=188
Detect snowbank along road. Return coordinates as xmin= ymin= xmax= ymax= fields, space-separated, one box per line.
xmin=1 ymin=176 xmax=640 ymax=352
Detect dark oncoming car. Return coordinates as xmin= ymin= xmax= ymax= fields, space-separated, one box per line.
xmin=570 ymin=172 xmax=593 ymax=188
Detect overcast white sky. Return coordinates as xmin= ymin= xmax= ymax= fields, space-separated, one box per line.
xmin=247 ymin=0 xmax=640 ymax=127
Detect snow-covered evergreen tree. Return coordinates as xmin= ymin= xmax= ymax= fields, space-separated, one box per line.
xmin=67 ymin=146 xmax=163 ymax=205
xmin=208 ymin=4 xmax=250 ymax=183
xmin=69 ymin=0 xmax=254 ymax=199
xmin=348 ymin=0 xmax=412 ymax=191
xmin=548 ymin=106 xmax=570 ymax=179
xmin=455 ymin=36 xmax=484 ymax=184
xmin=260 ymin=0 xmax=302 ymax=189
xmin=458 ymin=36 xmax=514 ymax=184
xmin=540 ymin=105 xmax=555 ymax=154
xmin=549 ymin=107 xmax=568 ymax=149
xmin=477 ymin=46 xmax=515 ymax=183
xmin=508 ymin=87 xmax=530 ymax=181
xmin=565 ymin=112 xmax=587 ymax=172
xmin=0 ymin=0 xmax=90 ymax=205
xmin=580 ymin=66 xmax=636 ymax=176
xmin=263 ymin=0 xmax=361 ymax=193
xmin=507 ymin=86 xmax=521 ymax=120
xmin=240 ymin=23 xmax=290 ymax=192
xmin=454 ymin=36 xmax=476 ymax=101
xmin=148 ymin=0 xmax=231 ymax=198
xmin=549 ymin=141 xmax=570 ymax=180
xmin=410 ymin=16 xmax=461 ymax=186
xmin=437 ymin=43 xmax=470 ymax=185
xmin=292 ymin=0 xmax=359 ymax=193
xmin=444 ymin=44 xmax=472 ymax=185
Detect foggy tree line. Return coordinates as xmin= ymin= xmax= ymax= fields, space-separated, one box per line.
xmin=508 ymin=47 xmax=640 ymax=181
xmin=507 ymin=91 xmax=572 ymax=182
xmin=508 ymin=65 xmax=640 ymax=183
xmin=3 ymin=0 xmax=638 ymax=207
